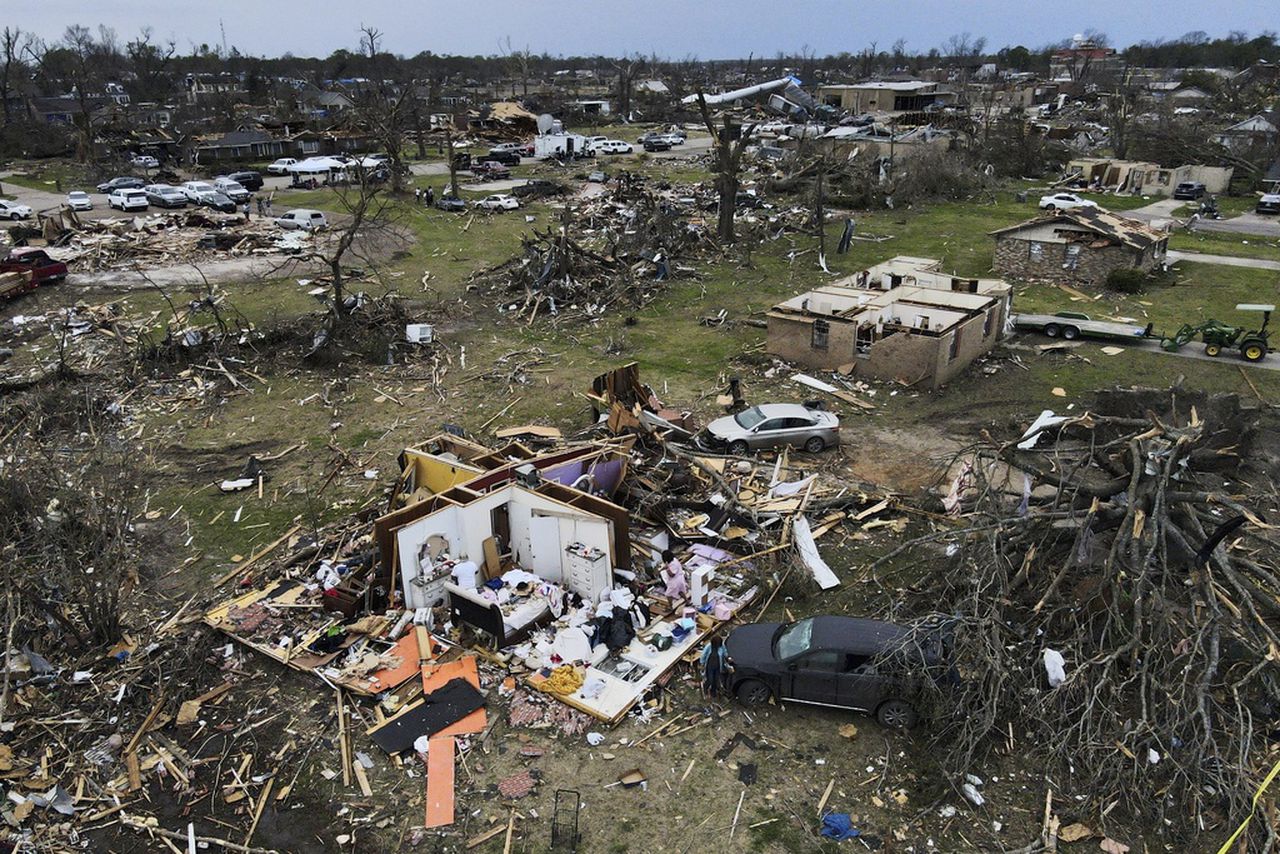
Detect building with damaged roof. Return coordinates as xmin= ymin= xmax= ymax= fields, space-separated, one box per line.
xmin=766 ymin=257 xmax=1011 ymax=389
xmin=990 ymin=208 xmax=1169 ymax=286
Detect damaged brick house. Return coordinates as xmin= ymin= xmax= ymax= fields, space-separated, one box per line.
xmin=990 ymin=208 xmax=1168 ymax=286
xmin=767 ymin=257 xmax=1011 ymax=389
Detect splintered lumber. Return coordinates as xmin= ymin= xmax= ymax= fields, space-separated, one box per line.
xmin=353 ymin=760 xmax=373 ymax=798
xmin=213 ymin=524 xmax=300 ymax=586
xmin=817 ymin=778 xmax=835 ymax=816
xmin=335 ymin=689 xmax=351 ymax=787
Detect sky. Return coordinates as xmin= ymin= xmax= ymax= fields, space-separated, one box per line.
xmin=11 ymin=0 xmax=1277 ymax=60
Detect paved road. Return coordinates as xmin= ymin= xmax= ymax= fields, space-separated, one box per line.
xmin=1011 ymin=334 xmax=1280 ymax=371
xmin=1167 ymin=249 xmax=1280 ymax=271
xmin=1 ymin=134 xmax=713 ymax=216
xmin=1126 ymin=197 xmax=1280 ymax=238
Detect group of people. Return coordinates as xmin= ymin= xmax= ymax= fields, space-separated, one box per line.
xmin=657 ymin=549 xmax=732 ymax=700
xmin=413 ymin=186 xmax=436 ymax=207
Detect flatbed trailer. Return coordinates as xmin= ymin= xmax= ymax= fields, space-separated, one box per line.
xmin=1013 ymin=312 xmax=1153 ymax=342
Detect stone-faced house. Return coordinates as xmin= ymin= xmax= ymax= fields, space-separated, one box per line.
xmin=990 ymin=208 xmax=1168 ymax=286
xmin=766 ymin=258 xmax=1011 ymax=389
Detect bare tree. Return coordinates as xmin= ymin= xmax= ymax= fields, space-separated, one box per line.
xmin=500 ymin=36 xmax=534 ymax=98
xmin=125 ymin=28 xmax=176 ymax=103
xmin=354 ymin=25 xmax=414 ymax=194
xmin=61 ymin=25 xmax=103 ymax=163
xmin=696 ymin=93 xmax=756 ymax=244
xmin=611 ymin=53 xmax=644 ymax=119
xmin=0 ymin=27 xmax=32 ymax=124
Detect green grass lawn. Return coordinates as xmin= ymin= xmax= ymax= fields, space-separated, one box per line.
xmin=1169 ymin=229 xmax=1280 ymax=262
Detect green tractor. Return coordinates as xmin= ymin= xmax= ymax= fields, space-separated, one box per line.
xmin=1159 ymin=303 xmax=1273 ymax=362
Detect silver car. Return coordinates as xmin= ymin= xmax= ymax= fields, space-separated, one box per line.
xmin=696 ymin=403 xmax=840 ymax=454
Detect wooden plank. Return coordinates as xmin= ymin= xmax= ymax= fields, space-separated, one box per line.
xmin=816 ymin=778 xmax=835 ymax=816
xmin=467 ymin=822 xmax=509 ymax=849
xmin=424 ymin=735 xmax=456 ymax=828
xmin=482 ymin=537 xmax=501 ymax=581
xmin=353 ymin=760 xmax=373 ymax=798
xmin=212 ymin=525 xmax=301 ymax=586
xmin=335 ymin=689 xmax=351 ymax=788
xmin=244 ymin=777 xmax=274 ymax=848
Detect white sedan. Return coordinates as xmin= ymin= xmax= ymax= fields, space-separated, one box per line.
xmin=1039 ymin=192 xmax=1098 ymax=211
xmin=0 ymin=199 xmax=33 ymax=220
xmin=267 ymin=158 xmax=298 ymax=175
xmin=66 ymin=191 xmax=93 ymax=211
xmin=476 ymin=194 xmax=519 ymax=211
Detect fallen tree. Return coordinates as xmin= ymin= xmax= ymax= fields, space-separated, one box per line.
xmin=883 ymin=388 xmax=1280 ymax=848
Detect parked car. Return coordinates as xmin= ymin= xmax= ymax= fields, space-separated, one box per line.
xmin=595 ymin=140 xmax=633 ymax=155
xmin=482 ymin=150 xmax=521 ymax=166
xmin=512 ymin=179 xmax=566 ymax=199
xmin=180 ymin=181 xmax=217 ymax=203
xmin=725 ymin=616 xmax=947 ymax=728
xmin=583 ymin=135 xmax=608 ymax=153
xmin=108 ymin=188 xmax=149 ymax=212
xmin=143 ymin=184 xmax=187 ymax=208
xmin=96 ymin=176 xmax=144 ymax=193
xmin=476 ymin=194 xmax=519 ymax=211
xmin=65 ymin=191 xmax=93 ymax=211
xmin=227 ymin=170 xmax=264 ymax=191
xmin=435 ymin=196 xmax=467 ymax=212
xmin=1173 ymin=181 xmax=1206 ymax=201
xmin=0 ymin=247 xmax=68 ymax=283
xmin=213 ymin=177 xmax=251 ymax=203
xmin=657 ymin=133 xmax=685 ymax=146
xmin=472 ymin=161 xmax=512 ymax=179
xmin=0 ymin=199 xmax=33 ymax=220
xmin=267 ymin=158 xmax=298 ymax=175
xmin=696 ymin=403 xmax=839 ymax=454
xmin=1256 ymin=192 xmax=1280 ymax=215
xmin=1038 ymin=192 xmax=1097 ymax=211
xmin=642 ymin=137 xmax=672 ymax=152
xmin=274 ymin=208 xmax=328 ymax=230
xmin=200 ymin=192 xmax=236 ymax=213
xmin=130 ymin=154 xmax=160 ymax=169
xmin=587 ymin=170 xmax=608 ymax=183
xmin=489 ymin=142 xmax=526 ymax=155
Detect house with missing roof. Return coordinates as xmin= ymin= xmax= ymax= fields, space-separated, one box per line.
xmin=990 ymin=208 xmax=1169 ymax=286
xmin=766 ymin=257 xmax=1011 ymax=389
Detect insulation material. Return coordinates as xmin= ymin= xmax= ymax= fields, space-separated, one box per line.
xmin=793 ymin=516 xmax=840 ymax=590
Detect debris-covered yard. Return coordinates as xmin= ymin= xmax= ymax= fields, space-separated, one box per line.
xmin=3 ymin=145 xmax=1280 ymax=854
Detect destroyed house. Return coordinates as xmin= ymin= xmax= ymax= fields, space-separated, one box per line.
xmin=815 ymin=81 xmax=955 ymax=114
xmin=767 ymin=275 xmax=1008 ymax=389
xmin=375 ymin=436 xmax=633 ymax=615
xmin=991 ymin=208 xmax=1168 ymax=286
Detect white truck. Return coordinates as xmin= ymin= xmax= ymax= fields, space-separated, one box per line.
xmin=533 ymin=133 xmax=589 ymax=160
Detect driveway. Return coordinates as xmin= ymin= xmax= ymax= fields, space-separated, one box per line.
xmin=1011 ymin=334 xmax=1280 ymax=371
xmin=1125 ymin=196 xmax=1280 ymax=238
xmin=1167 ymin=249 xmax=1280 ymax=271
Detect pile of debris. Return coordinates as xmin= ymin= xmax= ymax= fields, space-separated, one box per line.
xmin=28 ymin=210 xmax=320 ymax=272
xmin=893 ymin=387 xmax=1280 ymax=847
xmin=475 ymin=175 xmax=715 ymax=323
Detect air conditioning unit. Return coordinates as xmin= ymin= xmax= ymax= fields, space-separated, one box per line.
xmin=514 ymin=463 xmax=541 ymax=488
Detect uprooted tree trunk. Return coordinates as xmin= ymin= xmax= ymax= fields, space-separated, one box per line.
xmin=876 ymin=392 xmax=1280 ymax=848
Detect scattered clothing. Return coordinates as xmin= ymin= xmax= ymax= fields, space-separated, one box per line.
xmin=820 ymin=813 xmax=861 ymax=841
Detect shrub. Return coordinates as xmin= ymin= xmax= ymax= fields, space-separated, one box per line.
xmin=1105 ymin=268 xmax=1147 ymax=293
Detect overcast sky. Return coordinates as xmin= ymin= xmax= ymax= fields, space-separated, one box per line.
xmin=11 ymin=0 xmax=1277 ymax=60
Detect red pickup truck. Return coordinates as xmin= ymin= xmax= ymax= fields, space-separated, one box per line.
xmin=0 ymin=247 xmax=68 ymax=284
xmin=470 ymin=160 xmax=511 ymax=180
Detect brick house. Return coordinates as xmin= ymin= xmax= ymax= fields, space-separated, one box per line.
xmin=990 ymin=208 xmax=1168 ymax=286
xmin=766 ymin=259 xmax=1011 ymax=389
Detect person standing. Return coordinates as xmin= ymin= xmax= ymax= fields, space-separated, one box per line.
xmin=256 ymin=197 xmax=265 ymax=216
xmin=243 ymin=199 xmax=251 ymax=222
xmin=660 ymin=549 xmax=687 ymax=600
xmin=700 ymin=637 xmax=729 ymax=699
xmin=414 ymin=187 xmax=421 ymax=204
xmin=425 ymin=186 xmax=434 ymax=207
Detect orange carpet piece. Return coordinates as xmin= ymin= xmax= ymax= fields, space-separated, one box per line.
xmin=420 ymin=656 xmax=487 ymax=736
xmin=424 ymin=734 xmax=455 ymax=828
